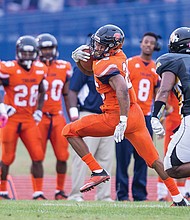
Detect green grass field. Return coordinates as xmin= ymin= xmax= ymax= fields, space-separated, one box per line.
xmin=0 ymin=200 xmax=189 ymax=220
xmin=2 ymin=136 xmax=186 ymax=219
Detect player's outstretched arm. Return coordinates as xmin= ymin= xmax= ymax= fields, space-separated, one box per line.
xmin=109 ymin=74 xmax=129 ymax=143
xmin=151 ymin=71 xmax=175 ymax=137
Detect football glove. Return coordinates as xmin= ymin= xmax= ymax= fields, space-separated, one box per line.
xmin=72 ymin=45 xmax=90 ymax=62
xmin=114 ymin=116 xmax=127 ymax=143
xmin=151 ymin=117 xmax=165 ymax=137
xmin=0 ymin=103 xmax=8 ymax=128
xmin=33 ymin=110 xmax=43 ymax=123
xmin=5 ymin=104 xmax=16 ymax=117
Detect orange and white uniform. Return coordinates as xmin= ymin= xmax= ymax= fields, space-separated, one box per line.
xmin=0 ymin=60 xmax=47 ymax=165
xmin=63 ymin=50 xmax=159 ymax=167
xmin=38 ymin=60 xmax=72 ymax=161
xmin=128 ymin=56 xmax=160 ymax=116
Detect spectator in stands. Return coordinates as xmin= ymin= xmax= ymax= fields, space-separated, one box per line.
xmin=116 ymin=32 xmax=161 ymax=201
xmin=38 ymin=0 xmax=64 ymax=12
xmin=36 ymin=33 xmax=72 ymax=200
xmin=7 ymin=0 xmax=38 ymax=12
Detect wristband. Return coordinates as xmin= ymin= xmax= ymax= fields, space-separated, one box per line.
xmin=152 ymin=101 xmax=166 ymax=119
xmin=120 ymin=115 xmax=128 ymax=122
xmin=0 ymin=103 xmax=7 ymax=114
xmin=69 ymin=107 xmax=79 ymax=119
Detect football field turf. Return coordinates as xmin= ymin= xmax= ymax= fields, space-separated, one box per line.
xmin=0 ymin=200 xmax=189 ymax=220
xmin=2 ymin=137 xmax=189 ymax=219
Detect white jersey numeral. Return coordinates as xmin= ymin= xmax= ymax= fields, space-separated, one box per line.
xmin=44 ymin=79 xmax=64 ymax=101
xmin=137 ymin=79 xmax=150 ymax=101
xmin=14 ymin=84 xmax=39 ymax=107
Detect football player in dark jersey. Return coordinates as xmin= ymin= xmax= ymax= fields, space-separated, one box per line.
xmin=151 ymin=26 xmax=190 ymax=179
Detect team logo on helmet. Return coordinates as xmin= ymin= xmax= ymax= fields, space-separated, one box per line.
xmin=170 ymin=33 xmax=179 ymax=43
xmin=156 ymin=61 xmax=161 ymax=69
xmin=114 ymin=33 xmax=121 ymax=40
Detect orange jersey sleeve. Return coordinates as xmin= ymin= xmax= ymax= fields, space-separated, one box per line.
xmin=93 ymin=50 xmax=136 ymax=112
xmin=42 ymin=60 xmax=72 ymax=115
xmin=128 ymin=56 xmax=159 ymax=115
xmin=0 ymin=60 xmax=47 ymax=120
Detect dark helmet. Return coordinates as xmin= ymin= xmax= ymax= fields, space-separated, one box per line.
xmin=168 ymin=27 xmax=190 ymax=54
xmin=16 ymin=35 xmax=38 ymax=69
xmin=91 ymin=24 xmax=125 ymax=59
xmin=36 ymin=33 xmax=58 ymax=62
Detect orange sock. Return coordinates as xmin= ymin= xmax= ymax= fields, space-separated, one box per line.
xmin=163 ymin=177 xmax=180 ymax=196
xmin=56 ymin=173 xmax=66 ymax=191
xmin=82 ymin=153 xmax=102 ymax=171
xmin=0 ymin=180 xmax=7 ymax=191
xmin=32 ymin=177 xmax=43 ymax=192
xmin=31 ymin=175 xmax=36 ymax=192
xmin=158 ymin=176 xmax=163 ymax=183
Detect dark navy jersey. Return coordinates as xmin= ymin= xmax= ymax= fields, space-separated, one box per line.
xmin=156 ymin=53 xmax=190 ymax=116
xmin=69 ymin=66 xmax=103 ymax=113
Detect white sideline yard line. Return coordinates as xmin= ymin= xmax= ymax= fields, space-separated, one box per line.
xmin=42 ymin=202 xmax=169 ymax=208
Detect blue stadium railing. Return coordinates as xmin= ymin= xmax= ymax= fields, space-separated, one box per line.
xmin=0 ymin=0 xmax=189 ymax=64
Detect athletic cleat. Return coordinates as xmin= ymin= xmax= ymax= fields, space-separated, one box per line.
xmin=0 ymin=194 xmax=11 ymax=200
xmin=185 ymin=192 xmax=190 ymax=201
xmin=55 ymin=190 xmax=68 ymax=200
xmin=33 ymin=194 xmax=47 ymax=200
xmin=171 ymin=198 xmax=190 ymax=206
xmin=80 ymin=169 xmax=110 ymax=193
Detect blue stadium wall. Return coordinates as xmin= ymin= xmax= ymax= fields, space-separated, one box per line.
xmin=0 ymin=0 xmax=190 ymax=65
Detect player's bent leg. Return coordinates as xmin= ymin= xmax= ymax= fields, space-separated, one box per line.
xmin=166 ymin=163 xmax=190 ymax=179
xmin=152 ymin=158 xmax=189 ymax=206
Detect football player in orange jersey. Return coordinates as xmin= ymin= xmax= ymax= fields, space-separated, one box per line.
xmin=0 ymin=35 xmax=48 ymax=200
xmin=63 ymin=24 xmax=189 ymax=206
xmin=116 ymin=32 xmax=161 ymax=201
xmin=36 ymin=33 xmax=72 ymax=200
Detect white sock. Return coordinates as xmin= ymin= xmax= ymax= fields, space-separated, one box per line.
xmin=171 ymin=193 xmax=183 ymax=203
xmin=33 ymin=191 xmax=43 ymax=197
xmin=93 ymin=169 xmax=103 ymax=173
